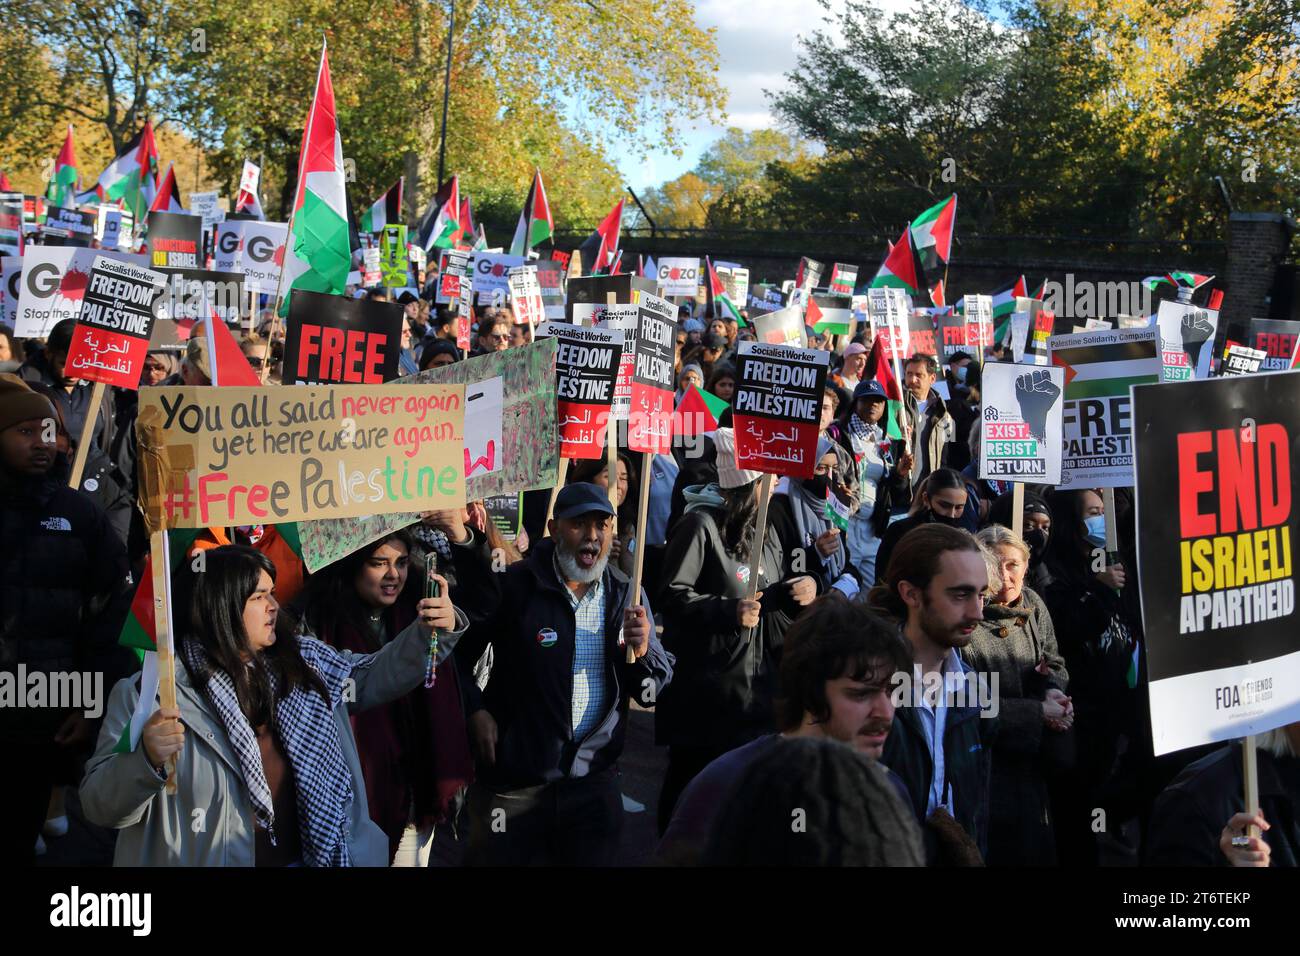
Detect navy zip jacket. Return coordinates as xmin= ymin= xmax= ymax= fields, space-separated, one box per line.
xmin=454 ymin=536 xmax=673 ymax=788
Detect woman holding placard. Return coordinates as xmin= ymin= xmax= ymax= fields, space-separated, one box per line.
xmin=82 ymin=545 xmax=467 ymax=866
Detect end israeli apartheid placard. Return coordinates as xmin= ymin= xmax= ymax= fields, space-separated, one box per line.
xmin=1134 ymin=371 xmax=1299 ymax=754
xmin=978 ymin=362 xmax=1065 ymax=484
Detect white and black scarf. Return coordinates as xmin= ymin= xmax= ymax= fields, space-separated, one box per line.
xmin=182 ymin=636 xmax=355 ymax=867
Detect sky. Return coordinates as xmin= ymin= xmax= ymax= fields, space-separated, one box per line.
xmin=610 ymin=0 xmax=916 ymax=193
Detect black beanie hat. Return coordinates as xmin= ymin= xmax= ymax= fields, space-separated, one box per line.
xmin=700 ymin=737 xmax=925 ymax=866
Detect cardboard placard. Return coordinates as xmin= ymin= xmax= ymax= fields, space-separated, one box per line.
xmin=829 ymin=263 xmax=858 ymax=296
xmin=534 ymin=259 xmax=566 ymax=321
xmin=213 ymin=220 xmax=287 ymax=297
xmin=977 ymin=362 xmax=1065 ymax=485
xmin=150 ymin=269 xmax=246 ymax=350
xmin=1 ymin=256 xmax=21 ymax=328
xmin=362 ymin=247 xmax=382 ymax=287
xmin=0 ymin=192 xmax=23 ymax=249
xmin=147 ymin=211 xmax=204 ymax=271
xmin=469 ymin=252 xmax=527 ymax=306
xmin=1222 ymin=344 xmax=1266 ymax=376
xmin=907 ymin=311 xmax=938 ymax=358
xmin=866 ymin=287 xmax=910 ymax=361
xmin=484 ymin=493 xmax=522 ymax=541
xmin=436 ymin=249 xmax=470 ymax=303
xmin=809 ymin=292 xmax=853 ymax=335
xmin=282 ymin=291 xmax=405 ymax=385
xmin=628 ymin=292 xmax=676 ymax=454
xmin=754 ymin=305 xmax=807 ymax=347
xmin=14 ymin=247 xmax=148 ymax=338
xmin=538 ymin=322 xmax=622 ymax=459
xmin=380 ymin=224 xmax=409 ymax=287
xmin=137 ymin=383 xmax=467 ymax=529
xmin=745 ymin=283 xmax=785 ymax=316
xmin=42 ymin=205 xmax=97 ymax=244
xmin=64 ymin=257 xmax=167 ymax=389
xmin=961 ymin=294 xmax=993 ymax=364
xmin=732 ymin=341 xmax=831 ymax=478
xmin=507 ymin=264 xmax=546 ymax=328
xmin=1155 ymin=300 xmax=1219 ymax=382
xmin=295 ymin=339 xmax=559 ymax=571
xmin=1248 ymin=318 xmax=1300 ymax=372
xmin=1048 ymin=327 xmax=1161 ymax=491
xmin=1134 ymin=371 xmax=1300 ymax=754
xmin=716 ymin=264 xmax=749 ymax=305
xmin=795 ymin=257 xmax=824 ymax=296
xmin=657 ymin=257 xmax=701 ymax=297
xmin=188 ymin=192 xmax=225 ymax=229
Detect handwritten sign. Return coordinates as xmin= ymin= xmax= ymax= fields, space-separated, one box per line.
xmin=65 ymin=257 xmax=167 ymax=389
xmin=137 ymin=383 xmax=466 ymax=529
xmin=732 ymin=341 xmax=830 ymax=478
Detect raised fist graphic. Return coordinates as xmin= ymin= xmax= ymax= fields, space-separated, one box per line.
xmin=1180 ymin=311 xmax=1215 ymax=370
xmin=1014 ymin=369 xmax=1060 ymax=441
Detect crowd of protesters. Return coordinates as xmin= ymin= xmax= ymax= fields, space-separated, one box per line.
xmin=0 ymin=261 xmax=1295 ymax=869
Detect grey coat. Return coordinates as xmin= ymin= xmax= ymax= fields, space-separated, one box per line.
xmin=80 ymin=613 xmax=465 ymax=867
xmin=960 ymin=586 xmax=1072 ymax=865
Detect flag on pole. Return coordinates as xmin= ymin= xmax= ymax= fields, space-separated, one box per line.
xmin=864 ymin=335 xmax=905 ymax=442
xmin=417 ymin=176 xmax=461 ymax=251
xmin=149 ymin=163 xmax=185 ymax=213
xmin=360 ymin=178 xmax=403 ymax=234
xmin=280 ymin=42 xmax=352 ymax=315
xmin=824 ymin=487 xmax=853 ymax=531
xmin=460 ymin=193 xmax=476 ymax=240
xmin=577 ymin=198 xmax=623 ymax=275
xmin=94 ymin=121 xmax=159 ymax=220
xmin=990 ymin=275 xmax=1028 ymax=318
xmin=46 ymin=125 xmax=79 ymax=208
xmin=869 ymin=224 xmax=926 ymax=298
xmin=673 ymin=383 xmax=729 ymax=436
xmin=234 ymin=160 xmax=265 ymax=219
xmin=706 ymin=256 xmax=745 ymax=325
xmin=910 ymin=194 xmax=956 ymax=273
xmin=509 ymin=170 xmax=554 ymax=256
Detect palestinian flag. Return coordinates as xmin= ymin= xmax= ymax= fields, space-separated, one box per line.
xmin=1031 ymin=277 xmax=1048 ymax=300
xmin=864 ymin=336 xmax=905 ymax=442
xmin=989 ymin=275 xmax=1028 ymax=345
xmin=94 ymin=121 xmax=159 ymax=220
xmin=869 ymin=224 xmax=926 ymax=297
xmin=706 ymin=256 xmax=745 ymax=325
xmin=509 ymin=170 xmax=554 ymax=256
xmin=470 ymin=223 xmax=488 ymax=252
xmin=807 ymin=295 xmax=851 ymax=335
xmin=197 ymin=317 xmax=264 ymax=386
xmin=929 ymin=278 xmax=946 ymax=309
xmin=674 ymin=383 xmax=729 ymax=436
xmin=460 ymin=193 xmax=476 ymax=240
xmin=829 ymin=262 xmax=858 ymax=296
xmin=910 ymin=194 xmax=956 ymax=273
xmin=1143 ymin=271 xmax=1215 ymax=292
xmin=280 ymin=43 xmax=352 ymax=316
xmin=360 ymin=178 xmax=403 ymax=234
xmin=1050 ymin=334 xmax=1162 ymax=401
xmin=418 ymin=175 xmax=461 ymax=251
xmin=578 ymin=198 xmax=623 ymax=275
xmin=235 ymin=159 xmax=266 ymax=218
xmin=46 ymin=125 xmax=79 ymax=208
xmin=824 ymin=486 xmax=853 ymax=531
xmin=149 ymin=163 xmax=185 ymax=213
xmin=113 ymin=529 xmax=197 ymax=753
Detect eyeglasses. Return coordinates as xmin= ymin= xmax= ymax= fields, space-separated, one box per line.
xmin=245 ymin=356 xmax=266 ymax=369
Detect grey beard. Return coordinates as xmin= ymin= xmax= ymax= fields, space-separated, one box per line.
xmin=556 ymin=543 xmax=609 ymax=584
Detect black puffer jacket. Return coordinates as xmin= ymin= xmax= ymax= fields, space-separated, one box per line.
xmin=0 ymin=466 xmax=133 ymax=740
xmin=654 ymin=500 xmax=817 ymax=751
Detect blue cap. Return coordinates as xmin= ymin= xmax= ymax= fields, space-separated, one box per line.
xmin=853 ymin=379 xmax=887 ymax=402
xmin=684 ymin=318 xmax=705 ymax=333
xmin=554 ymin=482 xmax=617 ymax=521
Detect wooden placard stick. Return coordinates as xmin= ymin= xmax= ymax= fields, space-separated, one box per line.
xmin=150 ymin=529 xmax=180 ymax=795
xmin=542 ymin=456 xmax=570 ymax=539
xmin=1102 ymin=487 xmax=1119 ymax=555
xmin=624 ymin=449 xmax=654 ymax=664
xmin=1011 ymin=481 xmax=1024 ymax=538
xmin=743 ymin=473 xmax=775 ymax=642
xmin=1243 ymin=734 xmax=1261 ymax=840
xmin=68 ymin=381 xmax=107 ymax=490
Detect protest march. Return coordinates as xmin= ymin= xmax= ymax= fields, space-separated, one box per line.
xmin=3 ymin=7 xmax=1300 ymax=929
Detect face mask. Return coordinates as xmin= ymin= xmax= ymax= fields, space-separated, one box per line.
xmin=804 ymin=475 xmax=831 ymax=498
xmin=954 ymin=365 xmax=968 ymax=383
xmin=1084 ymin=514 xmax=1107 ymax=548
xmin=930 ymin=510 xmax=962 ymax=527
xmin=1023 ymin=527 xmax=1048 ymax=562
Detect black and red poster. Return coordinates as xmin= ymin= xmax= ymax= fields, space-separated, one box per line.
xmin=281 ymin=290 xmax=405 ymax=385
xmin=1248 ymin=318 xmax=1300 ymax=372
xmin=629 ymin=292 xmax=676 ymax=454
xmin=539 ymin=322 xmax=622 ymax=459
xmin=64 ymin=256 xmax=167 ymax=389
xmin=1135 ymin=371 xmax=1300 ymax=755
xmin=732 ymin=341 xmax=831 ymax=478
xmin=147 ymin=211 xmax=203 ymax=271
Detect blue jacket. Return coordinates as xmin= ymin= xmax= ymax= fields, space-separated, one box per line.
xmin=454 ymin=537 xmax=673 ymax=788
